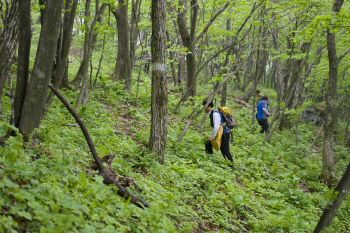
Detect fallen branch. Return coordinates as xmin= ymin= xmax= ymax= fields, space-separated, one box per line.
xmin=306 ymin=121 xmax=325 ymax=152
xmin=48 ymin=84 xmax=150 ymax=208
xmin=232 ymin=99 xmax=252 ymax=109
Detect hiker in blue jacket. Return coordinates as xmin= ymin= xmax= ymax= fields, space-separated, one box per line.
xmin=256 ymin=95 xmax=271 ymax=133
xmin=203 ymin=100 xmax=235 ymax=169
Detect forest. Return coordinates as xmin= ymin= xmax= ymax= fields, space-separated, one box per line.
xmin=0 ymin=0 xmax=350 ymax=232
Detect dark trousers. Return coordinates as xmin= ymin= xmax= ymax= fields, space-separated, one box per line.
xmin=257 ymin=118 xmax=269 ymax=133
xmin=205 ymin=132 xmax=233 ymax=162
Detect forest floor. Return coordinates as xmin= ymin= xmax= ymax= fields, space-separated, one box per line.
xmin=0 ymin=78 xmax=350 ymax=232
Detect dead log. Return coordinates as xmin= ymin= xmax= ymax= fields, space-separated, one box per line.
xmin=48 ymin=84 xmax=150 ymax=208
xmin=232 ymin=99 xmax=252 ymax=109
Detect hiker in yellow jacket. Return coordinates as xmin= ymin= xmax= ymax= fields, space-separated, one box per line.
xmin=203 ymin=100 xmax=235 ymax=170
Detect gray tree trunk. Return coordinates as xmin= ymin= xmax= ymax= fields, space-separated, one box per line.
xmin=76 ymin=3 xmax=107 ymax=110
xmin=42 ymin=0 xmax=78 ymax=117
xmin=0 ymin=0 xmax=18 ymax=113
xmin=70 ymin=0 xmax=92 ymax=90
xmin=321 ymin=0 xmax=345 ymax=186
xmin=177 ymin=0 xmax=198 ymax=98
xmin=314 ymin=161 xmax=350 ymax=232
xmin=166 ymin=30 xmax=178 ymax=86
xmin=111 ymin=0 xmax=132 ymax=93
xmin=129 ymin=0 xmax=141 ymax=71
xmin=13 ymin=0 xmax=31 ymax=127
xmin=148 ymin=0 xmax=168 ymax=164
xmin=18 ymin=0 xmax=63 ymax=142
xmin=242 ymin=30 xmax=269 ymax=103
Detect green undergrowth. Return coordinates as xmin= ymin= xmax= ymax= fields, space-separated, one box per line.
xmin=1 ymin=77 xmax=350 ymax=232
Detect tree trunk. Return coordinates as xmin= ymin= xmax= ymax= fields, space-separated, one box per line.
xmin=76 ymin=3 xmax=107 ymax=110
xmin=129 ymin=0 xmax=141 ymax=71
xmin=18 ymin=0 xmax=63 ymax=142
xmin=0 ymin=0 xmax=18 ymax=113
xmin=13 ymin=0 xmax=31 ymax=128
xmin=166 ymin=30 xmax=178 ymax=87
xmin=173 ymin=20 xmax=185 ymax=84
xmin=148 ymin=0 xmax=168 ymax=164
xmin=242 ymin=30 xmax=269 ymax=103
xmin=177 ymin=0 xmax=198 ymax=98
xmin=111 ymin=0 xmax=132 ymax=93
xmin=42 ymin=0 xmax=78 ymax=117
xmin=314 ymin=161 xmax=350 ymax=232
xmin=321 ymin=0 xmax=345 ymax=186
xmin=220 ymin=19 xmax=232 ymax=107
xmin=70 ymin=0 xmax=92 ymax=90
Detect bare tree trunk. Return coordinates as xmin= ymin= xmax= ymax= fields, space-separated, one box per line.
xmin=0 ymin=0 xmax=18 ymax=114
xmin=42 ymin=0 xmax=79 ymax=117
xmin=129 ymin=0 xmax=141 ymax=71
xmin=111 ymin=0 xmax=132 ymax=93
xmin=220 ymin=18 xmax=231 ymax=107
xmin=321 ymin=0 xmax=346 ymax=186
xmin=18 ymin=0 xmax=63 ymax=142
xmin=166 ymin=30 xmax=177 ymax=86
xmin=76 ymin=4 xmax=107 ymax=110
xmin=242 ymin=28 xmax=269 ymax=102
xmin=70 ymin=0 xmax=92 ymax=90
xmin=13 ymin=0 xmax=31 ymax=127
xmin=148 ymin=0 xmax=168 ymax=164
xmin=314 ymin=161 xmax=350 ymax=232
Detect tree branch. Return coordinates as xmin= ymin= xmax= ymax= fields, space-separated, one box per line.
xmin=194 ymin=2 xmax=230 ymax=45
xmin=48 ymin=84 xmax=150 ymax=208
xmin=338 ymin=46 xmax=350 ymax=63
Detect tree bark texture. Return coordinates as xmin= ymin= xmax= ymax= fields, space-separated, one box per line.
xmin=18 ymin=0 xmax=63 ymax=142
xmin=130 ymin=0 xmax=141 ymax=71
xmin=13 ymin=0 xmax=31 ymax=127
xmin=111 ymin=0 xmax=132 ymax=93
xmin=242 ymin=31 xmax=269 ymax=103
xmin=314 ymin=161 xmax=350 ymax=232
xmin=42 ymin=0 xmax=78 ymax=117
xmin=70 ymin=0 xmax=92 ymax=90
xmin=0 ymin=0 xmax=18 ymax=110
xmin=321 ymin=0 xmax=345 ymax=186
xmin=177 ymin=0 xmax=198 ymax=98
xmin=220 ymin=19 xmax=232 ymax=107
xmin=76 ymin=3 xmax=107 ymax=109
xmin=166 ymin=30 xmax=178 ymax=86
xmin=149 ymin=0 xmax=168 ymax=164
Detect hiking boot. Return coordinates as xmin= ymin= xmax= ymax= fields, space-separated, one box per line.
xmin=229 ymin=164 xmax=236 ymax=170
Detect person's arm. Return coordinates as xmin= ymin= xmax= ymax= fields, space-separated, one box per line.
xmin=262 ymin=102 xmax=270 ymax=116
xmin=209 ymin=112 xmax=221 ymax=139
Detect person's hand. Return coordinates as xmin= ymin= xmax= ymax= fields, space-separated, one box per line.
xmin=208 ymin=137 xmax=213 ymax=141
xmin=268 ymin=113 xmax=271 ymax=117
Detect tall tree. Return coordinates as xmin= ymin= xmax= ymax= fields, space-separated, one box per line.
xmin=13 ymin=0 xmax=31 ymax=127
xmin=17 ymin=0 xmax=63 ymax=142
xmin=314 ymin=161 xmax=350 ymax=232
xmin=75 ymin=3 xmax=107 ymax=109
xmin=177 ymin=0 xmax=229 ymax=98
xmin=321 ymin=0 xmax=349 ymax=185
xmin=0 ymin=0 xmax=18 ymax=114
xmin=110 ymin=0 xmax=132 ymax=93
xmin=42 ymin=0 xmax=79 ymax=116
xmin=149 ymin=0 xmax=167 ymax=163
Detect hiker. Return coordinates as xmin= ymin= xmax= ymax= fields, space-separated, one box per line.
xmin=255 ymin=90 xmax=263 ymax=105
xmin=203 ymin=100 xmax=235 ymax=169
xmin=256 ymin=95 xmax=271 ymax=133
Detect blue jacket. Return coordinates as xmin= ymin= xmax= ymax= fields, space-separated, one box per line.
xmin=257 ymin=100 xmax=268 ymax=119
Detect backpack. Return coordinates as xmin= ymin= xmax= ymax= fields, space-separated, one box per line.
xmin=218 ymin=107 xmax=238 ymax=130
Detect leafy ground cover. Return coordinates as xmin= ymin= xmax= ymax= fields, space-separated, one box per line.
xmin=1 ymin=74 xmax=350 ymax=232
